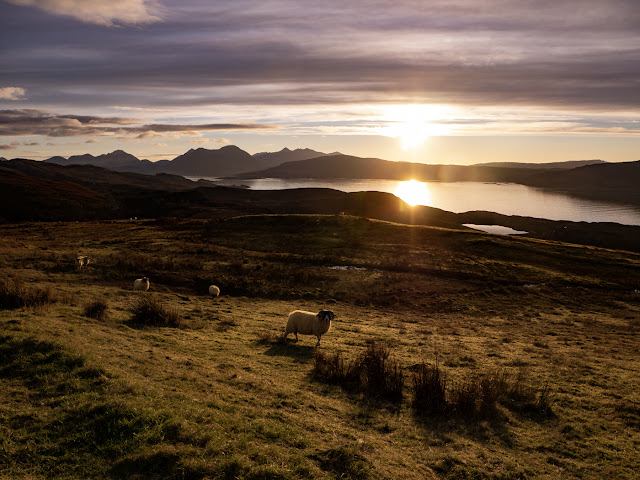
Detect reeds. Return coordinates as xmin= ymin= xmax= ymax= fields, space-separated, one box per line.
xmin=0 ymin=277 xmax=52 ymax=310
xmin=313 ymin=341 xmax=404 ymax=403
xmin=129 ymin=296 xmax=181 ymax=328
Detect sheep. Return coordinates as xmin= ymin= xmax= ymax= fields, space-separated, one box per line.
xmin=284 ymin=309 xmax=336 ymax=346
xmin=133 ymin=277 xmax=150 ymax=291
xmin=75 ymin=256 xmax=90 ymax=270
xmin=209 ymin=285 xmax=220 ymax=298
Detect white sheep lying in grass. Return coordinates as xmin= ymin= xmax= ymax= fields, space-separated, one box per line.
xmin=75 ymin=256 xmax=90 ymax=270
xmin=209 ymin=285 xmax=220 ymax=298
xmin=133 ymin=277 xmax=150 ymax=291
xmin=284 ymin=310 xmax=336 ymax=346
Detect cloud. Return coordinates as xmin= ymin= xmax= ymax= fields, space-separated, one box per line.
xmin=5 ymin=0 xmax=160 ymax=26
xmin=0 ymin=140 xmax=39 ymax=149
xmin=3 ymin=0 xmax=640 ymax=140
xmin=190 ymin=138 xmax=231 ymax=145
xmin=0 ymin=87 xmax=26 ymax=101
xmin=0 ymin=109 xmax=274 ymax=137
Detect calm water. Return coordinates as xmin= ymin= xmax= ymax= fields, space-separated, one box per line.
xmin=198 ymin=177 xmax=640 ymax=226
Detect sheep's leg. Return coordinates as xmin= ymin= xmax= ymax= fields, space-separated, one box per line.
xmin=316 ymin=336 xmax=321 ymax=347
xmin=294 ymin=332 xmax=299 ymax=342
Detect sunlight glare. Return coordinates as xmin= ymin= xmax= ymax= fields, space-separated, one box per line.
xmin=380 ymin=104 xmax=452 ymax=151
xmin=394 ymin=180 xmax=431 ymax=206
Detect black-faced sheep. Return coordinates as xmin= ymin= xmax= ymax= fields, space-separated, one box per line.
xmin=133 ymin=277 xmax=150 ymax=291
xmin=284 ymin=310 xmax=335 ymax=346
xmin=209 ymin=285 xmax=220 ymax=298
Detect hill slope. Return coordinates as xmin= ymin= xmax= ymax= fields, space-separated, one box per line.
xmin=474 ymin=159 xmax=606 ymax=169
xmin=1 ymin=216 xmax=639 ymax=479
xmin=525 ymin=160 xmax=640 ymax=204
xmin=234 ymin=154 xmax=540 ymax=183
xmin=4 ymin=159 xmax=206 ymax=191
xmin=0 ymin=167 xmax=109 ymax=221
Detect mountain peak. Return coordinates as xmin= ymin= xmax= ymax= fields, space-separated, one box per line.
xmin=164 ymin=144 xmax=259 ymax=176
xmin=251 ymin=147 xmax=334 ymax=168
xmin=220 ymin=145 xmax=243 ymax=151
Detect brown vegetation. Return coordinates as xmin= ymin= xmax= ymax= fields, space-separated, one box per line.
xmin=0 ymin=215 xmax=639 ymax=479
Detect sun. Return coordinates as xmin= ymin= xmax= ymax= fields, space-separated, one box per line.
xmin=394 ymin=180 xmax=430 ymax=206
xmin=398 ymin=119 xmax=429 ymax=150
xmin=380 ymin=104 xmax=451 ymax=151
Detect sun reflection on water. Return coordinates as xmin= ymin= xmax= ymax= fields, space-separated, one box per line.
xmin=394 ymin=180 xmax=431 ymax=206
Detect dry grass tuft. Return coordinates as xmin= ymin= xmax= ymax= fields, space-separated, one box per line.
xmin=358 ymin=341 xmax=404 ymax=402
xmin=0 ymin=277 xmax=52 ymax=310
xmin=412 ymin=360 xmax=448 ymax=414
xmin=413 ymin=364 xmax=554 ymax=419
xmin=83 ymin=300 xmax=109 ymax=321
xmin=313 ymin=341 xmax=404 ymax=403
xmin=129 ymin=296 xmax=182 ymax=328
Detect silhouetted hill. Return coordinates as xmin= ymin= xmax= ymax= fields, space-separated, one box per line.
xmin=2 ymin=159 xmax=210 ymax=192
xmin=474 ymin=160 xmax=606 ymax=169
xmin=2 ymin=160 xmax=639 ymax=252
xmin=163 ymin=145 xmax=263 ymax=177
xmin=235 ymin=154 xmax=541 ymax=183
xmin=46 ymin=150 xmax=139 ymax=171
xmin=0 ymin=166 xmax=110 ymax=221
xmin=524 ymin=160 xmax=640 ymax=205
xmin=43 ymin=146 xmax=263 ymax=177
xmin=527 ymin=160 xmax=640 ymax=188
xmin=253 ymin=147 xmax=338 ymax=168
xmin=45 ymin=150 xmax=162 ymax=174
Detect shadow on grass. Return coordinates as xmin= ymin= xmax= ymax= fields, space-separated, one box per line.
xmin=263 ymin=341 xmax=316 ymax=362
xmin=312 ymin=446 xmax=372 ymax=480
xmin=414 ymin=408 xmax=517 ymax=449
xmin=0 ymin=334 xmax=105 ymax=398
xmin=0 ymin=332 xmax=210 ymax=478
xmin=110 ymin=448 xmax=209 ymax=480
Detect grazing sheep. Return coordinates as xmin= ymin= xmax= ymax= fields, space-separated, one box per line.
xmin=209 ymin=285 xmax=220 ymax=298
xmin=284 ymin=310 xmax=336 ymax=346
xmin=133 ymin=277 xmax=150 ymax=291
xmin=75 ymin=256 xmax=90 ymax=270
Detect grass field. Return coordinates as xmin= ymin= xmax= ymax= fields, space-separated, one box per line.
xmin=1 ymin=215 xmax=639 ymax=479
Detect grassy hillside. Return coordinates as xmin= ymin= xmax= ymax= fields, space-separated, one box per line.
xmin=1 ymin=216 xmax=639 ymax=479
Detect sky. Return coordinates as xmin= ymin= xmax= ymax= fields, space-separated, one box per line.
xmin=1 ymin=0 xmax=640 ymax=164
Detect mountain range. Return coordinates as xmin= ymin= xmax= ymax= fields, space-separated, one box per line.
xmin=41 ymin=146 xmax=334 ymax=177
xmin=36 ymin=145 xmax=613 ymax=186
xmin=253 ymin=147 xmax=340 ymax=168
xmin=5 ymin=145 xmax=638 ymax=205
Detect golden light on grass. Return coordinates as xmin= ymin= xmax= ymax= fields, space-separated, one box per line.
xmin=394 ymin=179 xmax=431 ymax=206
xmin=1 ymin=218 xmax=639 ymax=478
